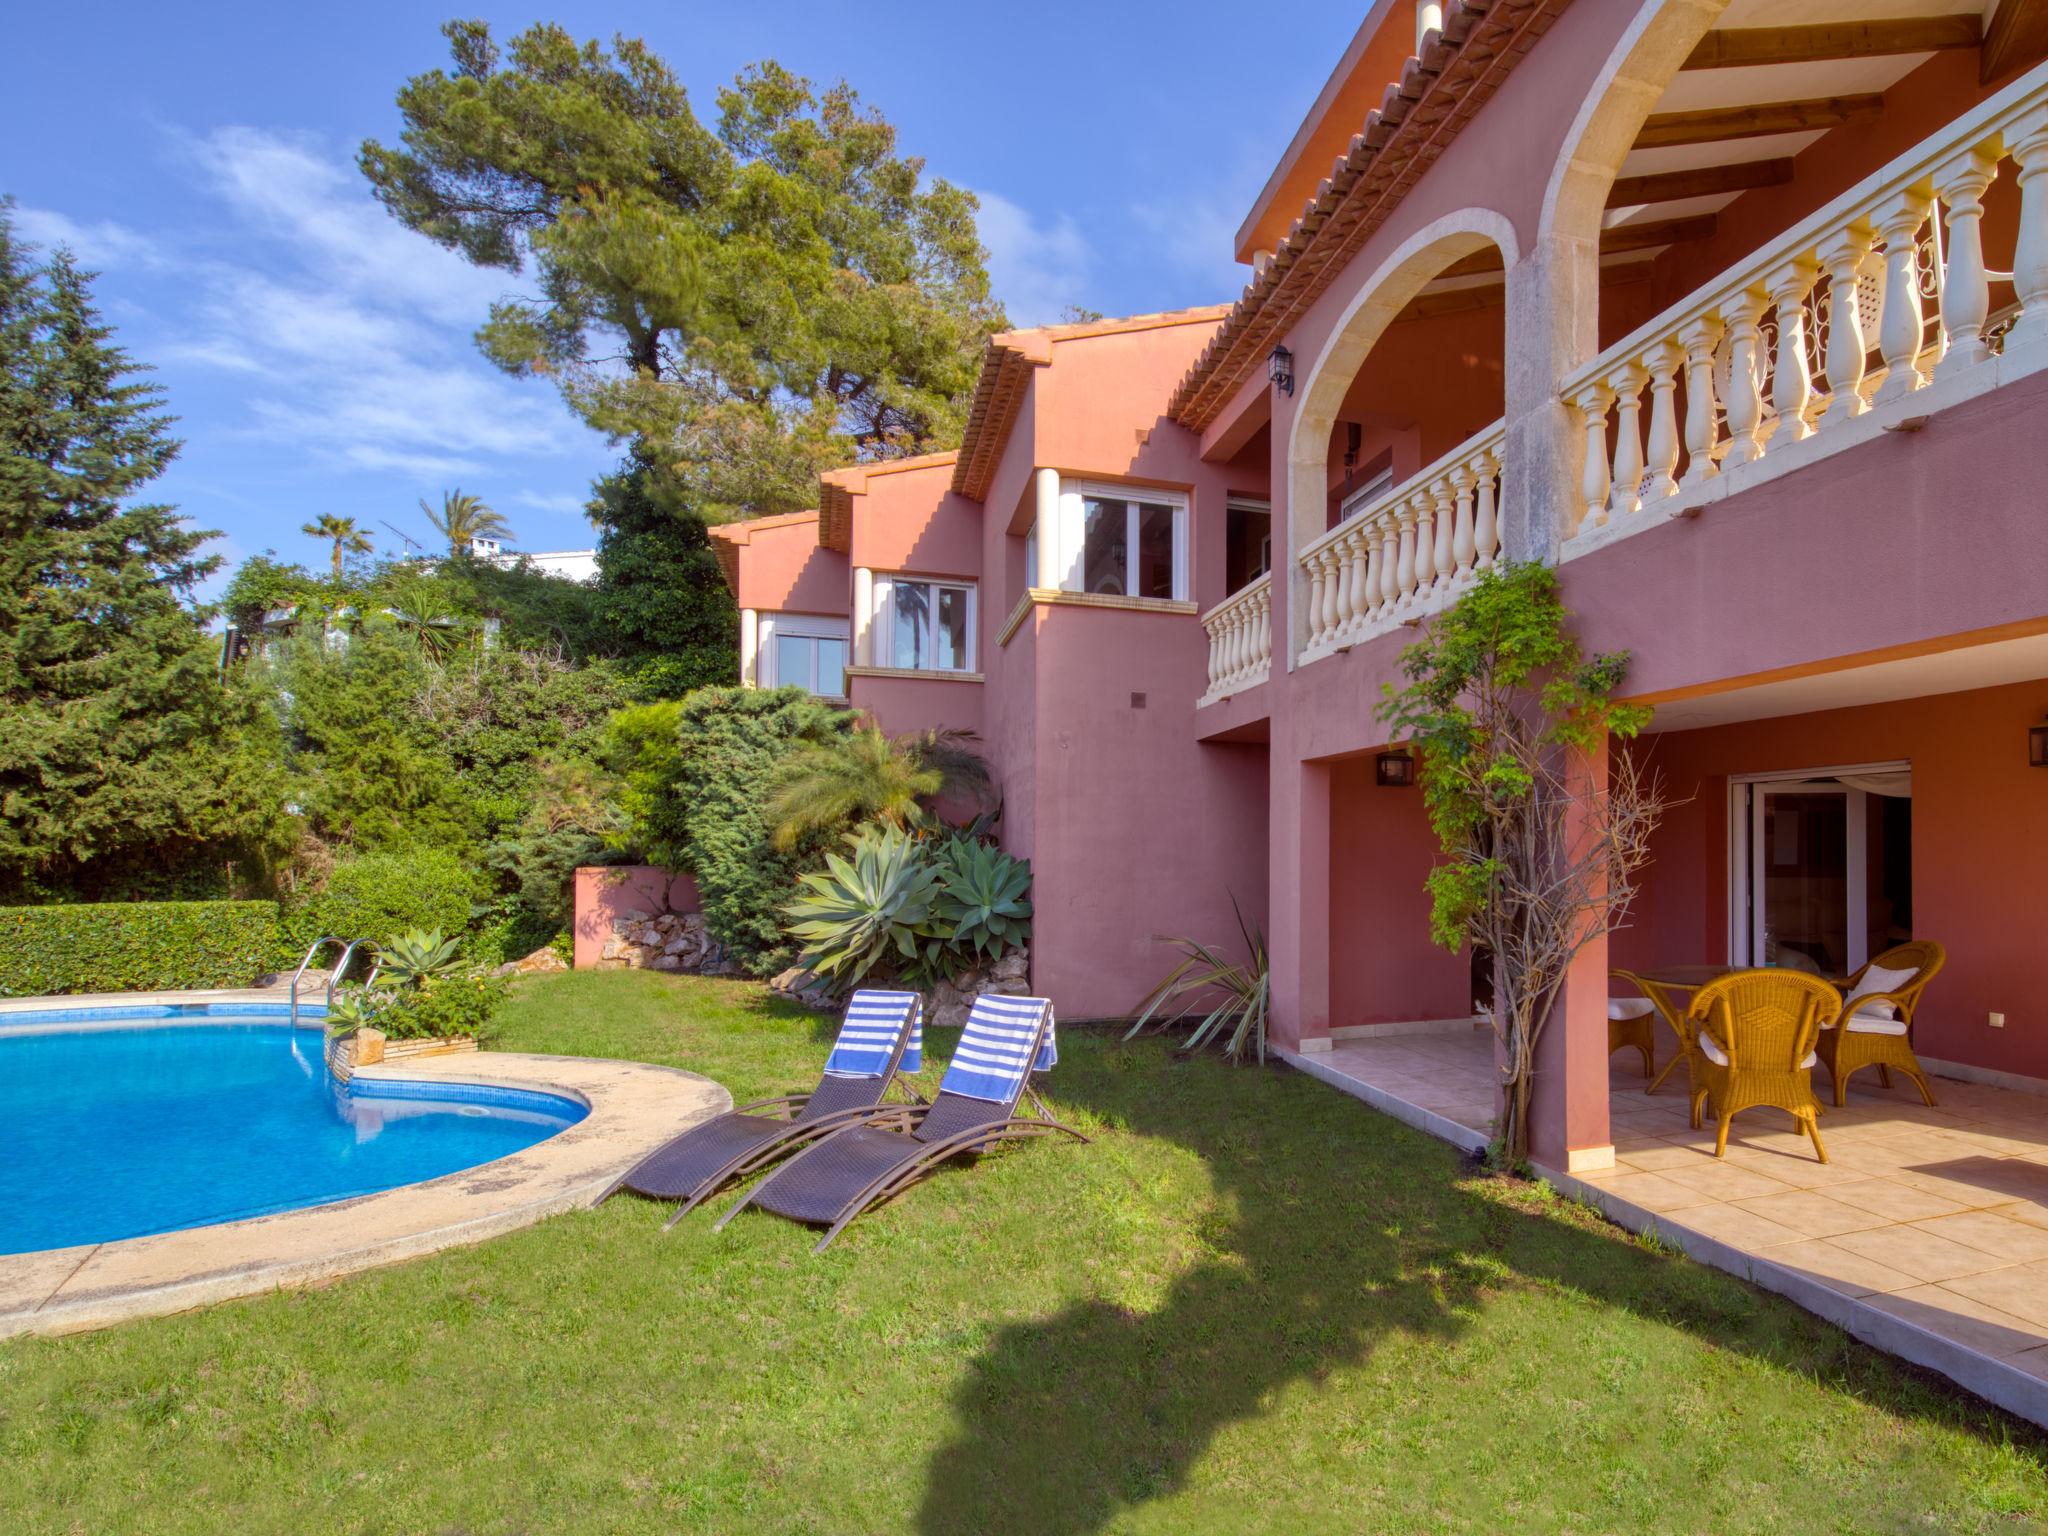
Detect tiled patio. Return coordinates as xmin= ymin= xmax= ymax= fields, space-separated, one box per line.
xmin=1292 ymin=1022 xmax=2048 ymax=1427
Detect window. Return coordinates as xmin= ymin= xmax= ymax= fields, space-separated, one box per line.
xmin=1226 ymin=499 xmax=1271 ymax=594
xmin=758 ymin=615 xmax=848 ymax=697
xmin=877 ymin=577 xmax=975 ymax=672
xmin=1065 ymin=486 xmax=1188 ymax=601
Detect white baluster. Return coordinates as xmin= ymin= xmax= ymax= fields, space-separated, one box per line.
xmin=1718 ymin=290 xmax=1768 ymax=467
xmin=1305 ymin=555 xmax=1328 ymax=649
xmin=2007 ymin=116 xmax=2048 ymax=352
xmin=1252 ymin=591 xmax=1270 ymax=676
xmin=1873 ymin=188 xmax=1934 ymax=403
xmin=1330 ymin=536 xmax=1355 ymax=639
xmin=1377 ymin=513 xmax=1401 ymax=608
xmin=1474 ymin=452 xmax=1499 ymax=568
xmin=1608 ymin=360 xmax=1647 ymax=518
xmin=1412 ymin=486 xmax=1437 ymax=598
xmin=1451 ymin=461 xmax=1477 ymax=578
xmin=1358 ymin=526 xmax=1381 ymax=621
xmin=1345 ymin=531 xmax=1370 ymax=635
xmin=1205 ymin=619 xmax=1221 ymax=690
xmin=1643 ymin=339 xmax=1683 ymax=501
xmin=1430 ymin=478 xmax=1455 ymax=595
xmin=1818 ymin=222 xmax=1877 ymax=425
xmin=1394 ymin=498 xmax=1419 ymax=609
xmin=1678 ymin=317 xmax=1723 ymax=489
xmin=1936 ymin=141 xmax=2001 ymax=376
xmin=1317 ymin=549 xmax=1341 ymax=642
xmin=1228 ymin=611 xmax=1246 ymax=687
xmin=1571 ymin=382 xmax=1613 ymax=533
xmin=1767 ymin=257 xmax=1821 ymax=443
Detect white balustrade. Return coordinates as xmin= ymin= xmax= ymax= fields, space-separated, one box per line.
xmin=1198 ymin=572 xmax=1273 ymax=703
xmin=1297 ymin=424 xmax=1503 ymax=664
xmin=1562 ymin=67 xmax=2048 ymax=546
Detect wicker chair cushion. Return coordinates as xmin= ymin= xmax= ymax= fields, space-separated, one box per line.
xmin=1842 ymin=962 xmax=1917 ymax=1018
xmin=1697 ymin=1033 xmax=1817 ymax=1069
xmin=1844 ymin=1011 xmax=1911 ymax=1035
xmin=1608 ymin=998 xmax=1654 ymax=1021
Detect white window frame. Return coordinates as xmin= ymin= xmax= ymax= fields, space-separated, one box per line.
xmin=874 ymin=575 xmax=977 ymax=673
xmin=1058 ymin=482 xmax=1190 ymax=602
xmin=757 ymin=613 xmax=850 ymax=697
xmin=1339 ymin=466 xmax=1395 ymax=520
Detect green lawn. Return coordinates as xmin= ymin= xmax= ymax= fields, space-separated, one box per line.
xmin=4 ymin=970 xmax=2048 ymax=1534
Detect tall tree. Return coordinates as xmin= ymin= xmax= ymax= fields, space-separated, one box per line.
xmin=361 ymin=24 xmax=1005 ymax=519
xmin=0 ymin=211 xmax=286 ymax=900
xmin=420 ymin=488 xmax=511 ymax=556
xmin=302 ymin=512 xmax=372 ymax=579
xmin=589 ymin=452 xmax=736 ymax=697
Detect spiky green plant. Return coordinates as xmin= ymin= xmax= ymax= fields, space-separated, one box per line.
xmin=933 ymin=837 xmax=1031 ymax=964
xmin=782 ymin=824 xmax=946 ymax=991
xmin=1123 ymin=900 xmax=1270 ymax=1065
xmin=378 ymin=927 xmax=463 ymax=988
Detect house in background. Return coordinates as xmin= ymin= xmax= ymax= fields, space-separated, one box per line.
xmin=715 ymin=1 xmax=2048 ymax=1415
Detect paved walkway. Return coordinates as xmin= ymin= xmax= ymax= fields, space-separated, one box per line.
xmin=1292 ymin=1024 xmax=2048 ymax=1428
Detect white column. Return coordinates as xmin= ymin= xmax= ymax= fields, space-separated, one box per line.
xmin=1032 ymin=466 xmax=1061 ymax=589
xmin=739 ymin=608 xmax=759 ymax=687
xmin=851 ymin=567 xmax=874 ymax=668
xmin=1936 ymin=143 xmax=2001 ymax=377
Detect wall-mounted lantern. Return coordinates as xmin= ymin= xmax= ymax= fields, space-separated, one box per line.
xmin=1376 ymin=749 xmax=1416 ymax=787
xmin=1268 ymin=343 xmax=1295 ymax=398
xmin=2031 ymin=721 xmax=2048 ymax=768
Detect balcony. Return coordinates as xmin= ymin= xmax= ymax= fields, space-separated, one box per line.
xmin=1197 ymin=572 xmax=1272 ymax=705
xmin=1563 ymin=66 xmax=2048 ymax=556
xmin=1295 ymin=423 xmax=1504 ymax=667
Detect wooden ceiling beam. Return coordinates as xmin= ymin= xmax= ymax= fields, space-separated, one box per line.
xmin=1683 ymin=17 xmax=1981 ymax=70
xmin=1984 ymin=0 xmax=2048 ymax=83
xmin=1608 ymin=157 xmax=1794 ymax=208
xmin=1436 ymin=214 xmax=1717 ymax=279
xmin=1635 ymin=94 xmax=1884 ymax=150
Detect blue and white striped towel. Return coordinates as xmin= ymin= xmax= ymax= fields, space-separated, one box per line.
xmin=822 ymin=990 xmax=923 ymax=1078
xmin=938 ymin=994 xmax=1056 ymax=1104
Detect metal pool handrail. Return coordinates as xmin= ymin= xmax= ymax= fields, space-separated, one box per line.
xmin=324 ymin=939 xmax=383 ymax=1025
xmin=289 ymin=936 xmax=349 ymax=1029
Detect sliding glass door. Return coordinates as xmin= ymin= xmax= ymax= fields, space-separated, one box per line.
xmin=1731 ymin=766 xmax=1913 ymax=976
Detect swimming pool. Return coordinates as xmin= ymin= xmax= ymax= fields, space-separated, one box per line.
xmin=0 ymin=1007 xmax=587 ymax=1254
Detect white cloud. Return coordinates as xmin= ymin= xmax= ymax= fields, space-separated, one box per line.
xmin=974 ymin=189 xmax=1095 ymax=328
xmin=10 ymin=206 xmax=163 ymax=269
xmin=512 ymin=490 xmax=592 ymax=515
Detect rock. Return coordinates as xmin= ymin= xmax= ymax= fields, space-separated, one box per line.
xmin=991 ymin=950 xmax=1029 ymax=982
xmin=615 ymin=908 xmax=651 ymax=925
xmin=649 ymin=955 xmax=682 ymax=971
xmin=514 ymin=945 xmax=567 ymax=975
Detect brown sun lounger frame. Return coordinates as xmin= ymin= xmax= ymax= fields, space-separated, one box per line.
xmin=597 ymin=992 xmax=925 ymax=1226
xmin=713 ymin=998 xmax=1087 ymax=1253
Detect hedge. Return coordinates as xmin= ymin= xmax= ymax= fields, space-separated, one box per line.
xmin=0 ymin=901 xmax=281 ymax=997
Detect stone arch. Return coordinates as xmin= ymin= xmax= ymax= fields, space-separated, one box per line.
xmin=1281 ymin=206 xmax=1519 ymax=662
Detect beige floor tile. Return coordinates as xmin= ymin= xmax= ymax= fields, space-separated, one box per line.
xmin=1941 ymin=1263 xmax=2048 ymax=1329
xmin=1665 ymin=1202 xmax=1811 ymax=1250
xmin=1825 ymin=1177 xmax=1974 ymax=1222
xmin=1617 ymin=1143 xmax=1724 ymax=1173
xmin=1826 ymin=1223 xmax=2014 ymax=1283
xmin=1656 ymin=1160 xmax=1798 ymax=1201
xmin=1864 ymin=1284 xmax=2048 ymax=1359
xmin=1986 ymin=1200 xmax=2048 ymax=1233
xmin=1889 ymin=1168 xmax=2027 ymax=1210
xmin=1768 ymin=1238 xmax=1919 ymax=1297
xmin=1913 ymin=1210 xmax=2048 ymax=1266
xmin=1732 ymin=1189 xmax=1892 ymax=1239
xmin=1717 ymin=1148 xmax=1879 ymax=1189
xmin=1592 ymin=1171 xmax=1717 ymax=1213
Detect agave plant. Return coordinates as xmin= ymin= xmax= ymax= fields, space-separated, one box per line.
xmin=934 ymin=837 xmax=1031 ymax=963
xmin=783 ymin=824 xmax=946 ymax=990
xmin=378 ymin=928 xmax=463 ymax=988
xmin=1123 ymin=899 xmax=1270 ymax=1065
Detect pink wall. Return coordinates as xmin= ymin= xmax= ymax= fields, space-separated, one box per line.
xmin=1612 ymin=680 xmax=2048 ymax=1081
xmin=1329 ymin=754 xmax=1472 ymax=1026
xmin=732 ymin=516 xmax=848 ymax=617
xmin=850 ymin=674 xmax=984 ymax=740
xmin=847 ymin=460 xmax=983 ymax=579
xmin=572 ymin=866 xmax=700 ymax=971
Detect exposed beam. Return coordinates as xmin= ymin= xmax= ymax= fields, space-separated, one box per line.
xmin=1436 ymin=215 xmax=1717 ymax=279
xmin=1608 ymin=157 xmax=1794 ymax=208
xmin=1683 ymin=17 xmax=1981 ymax=70
xmin=1635 ymin=94 xmax=1884 ymax=150
xmin=1984 ymin=0 xmax=2048 ymax=84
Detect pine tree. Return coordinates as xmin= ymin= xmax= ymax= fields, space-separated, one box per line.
xmin=0 ymin=209 xmax=286 ymax=901
xmin=590 ymin=451 xmax=738 ymax=698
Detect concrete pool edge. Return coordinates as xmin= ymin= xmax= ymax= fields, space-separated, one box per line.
xmin=0 ymin=1050 xmax=731 ymax=1338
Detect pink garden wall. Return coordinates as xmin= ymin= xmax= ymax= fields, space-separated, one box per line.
xmin=572 ymin=866 xmax=701 ymax=971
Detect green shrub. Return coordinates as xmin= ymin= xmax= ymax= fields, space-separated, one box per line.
xmin=0 ymin=900 xmax=280 ymax=996
xmin=283 ymin=847 xmax=483 ymax=955
xmin=329 ymin=969 xmax=506 ymax=1042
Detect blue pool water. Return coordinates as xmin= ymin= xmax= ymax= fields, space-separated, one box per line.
xmin=0 ymin=1011 xmax=586 ymax=1254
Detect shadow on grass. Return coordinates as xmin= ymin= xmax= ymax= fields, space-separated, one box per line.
xmin=913 ymin=1035 xmax=2048 ymax=1536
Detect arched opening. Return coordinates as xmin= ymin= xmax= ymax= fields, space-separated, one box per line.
xmin=1283 ymin=210 xmax=1516 ymax=664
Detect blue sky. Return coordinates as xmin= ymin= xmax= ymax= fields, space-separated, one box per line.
xmin=4 ymin=1 xmax=1357 ymax=592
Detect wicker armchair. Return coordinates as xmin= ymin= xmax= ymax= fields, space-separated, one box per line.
xmin=1686 ymin=970 xmax=1841 ymax=1162
xmin=1816 ymin=941 xmax=1946 ymax=1107
xmin=1606 ymin=969 xmax=1656 ymax=1077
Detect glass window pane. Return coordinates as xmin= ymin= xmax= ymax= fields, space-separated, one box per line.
xmin=936 ymin=587 xmax=968 ymax=670
xmin=1081 ymin=497 xmax=1126 ymax=595
xmin=816 ymin=637 xmax=847 ymax=697
xmin=775 ymin=633 xmax=812 ymax=692
xmin=1134 ymin=503 xmax=1176 ymax=599
xmin=893 ymin=581 xmax=930 ymax=669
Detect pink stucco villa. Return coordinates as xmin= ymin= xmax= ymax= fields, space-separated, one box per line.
xmin=712 ymin=0 xmax=2048 ymax=1420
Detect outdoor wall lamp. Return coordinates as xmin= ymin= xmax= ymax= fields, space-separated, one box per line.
xmin=1376 ymin=749 xmax=1415 ymax=787
xmin=2030 ymin=720 xmax=2048 ymax=768
xmin=1268 ymin=343 xmax=1295 ymax=397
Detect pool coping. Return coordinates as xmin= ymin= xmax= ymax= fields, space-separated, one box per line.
xmin=0 ymin=1037 xmax=730 ymax=1338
